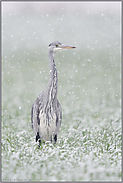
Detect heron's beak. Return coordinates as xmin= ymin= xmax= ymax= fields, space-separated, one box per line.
xmin=59 ymin=44 xmax=76 ymax=49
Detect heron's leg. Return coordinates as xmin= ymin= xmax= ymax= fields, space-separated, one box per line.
xmin=38 ymin=140 xmax=41 ymax=148
xmin=36 ymin=132 xmax=40 ymax=142
xmin=54 ymin=134 xmax=57 ymax=144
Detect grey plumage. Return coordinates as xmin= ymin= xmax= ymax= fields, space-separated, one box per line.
xmin=31 ymin=41 xmax=76 ymax=146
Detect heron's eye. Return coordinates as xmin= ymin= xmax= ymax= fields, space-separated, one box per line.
xmin=56 ymin=45 xmax=59 ymax=48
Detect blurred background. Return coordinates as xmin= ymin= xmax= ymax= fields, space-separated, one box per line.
xmin=2 ymin=1 xmax=121 ymax=126
xmin=2 ymin=2 xmax=121 ymax=181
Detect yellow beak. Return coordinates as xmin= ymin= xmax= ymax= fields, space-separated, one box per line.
xmin=60 ymin=44 xmax=76 ymax=49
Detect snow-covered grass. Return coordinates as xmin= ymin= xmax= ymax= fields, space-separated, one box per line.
xmin=2 ymin=3 xmax=121 ymax=181
xmin=2 ymin=122 xmax=121 ymax=181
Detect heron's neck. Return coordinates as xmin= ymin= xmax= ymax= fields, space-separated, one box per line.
xmin=46 ymin=51 xmax=58 ymax=101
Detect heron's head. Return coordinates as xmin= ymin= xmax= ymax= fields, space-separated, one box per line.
xmin=49 ymin=41 xmax=76 ymax=53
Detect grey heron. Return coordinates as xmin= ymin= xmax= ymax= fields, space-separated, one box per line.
xmin=31 ymin=41 xmax=76 ymax=147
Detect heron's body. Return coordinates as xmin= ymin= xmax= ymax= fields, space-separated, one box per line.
xmin=31 ymin=41 xmax=75 ymax=146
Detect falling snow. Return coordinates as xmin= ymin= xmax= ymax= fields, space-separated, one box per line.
xmin=2 ymin=1 xmax=121 ymax=182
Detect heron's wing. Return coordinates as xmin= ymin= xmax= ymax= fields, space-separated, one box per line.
xmin=58 ymin=100 xmax=62 ymax=126
xmin=55 ymin=100 xmax=62 ymax=135
xmin=31 ymin=91 xmax=44 ymax=139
